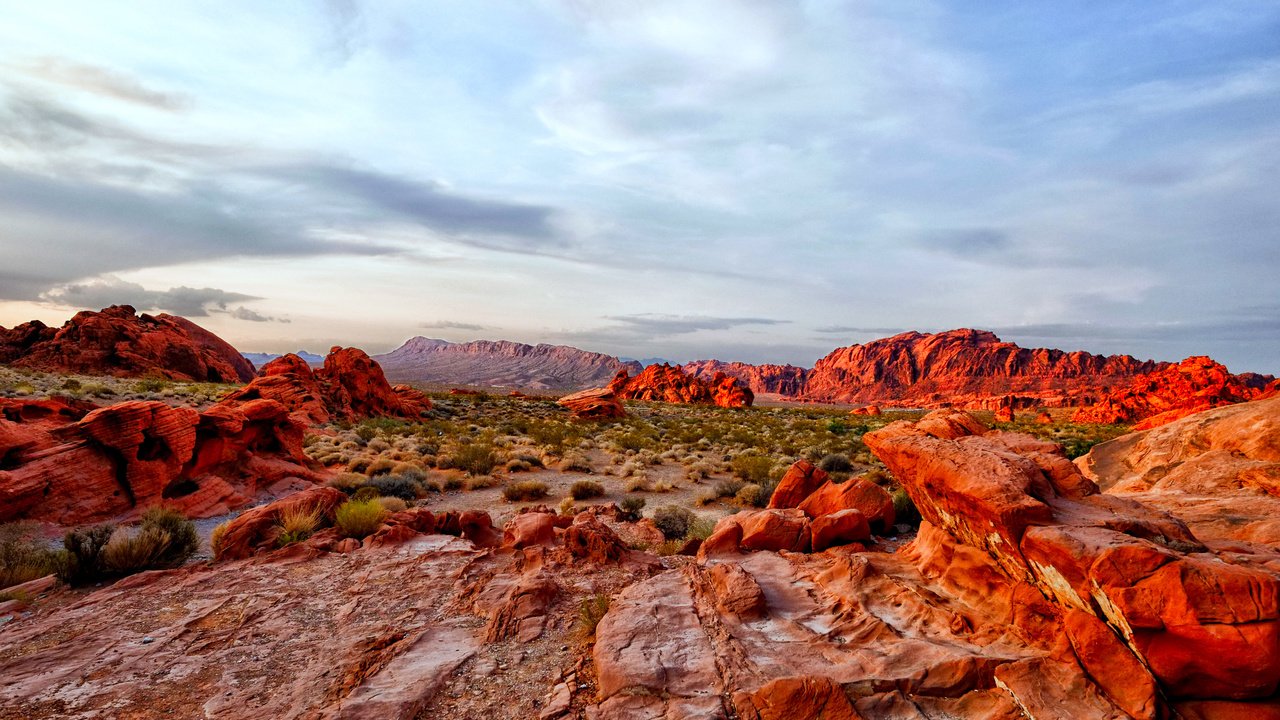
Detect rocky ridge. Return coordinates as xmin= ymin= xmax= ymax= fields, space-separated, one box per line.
xmin=607 ymin=364 xmax=754 ymax=408
xmin=375 ymin=337 xmax=641 ymax=391
xmin=1072 ymin=355 xmax=1272 ymax=429
xmin=682 ymin=360 xmax=809 ymax=396
xmin=0 ymin=305 xmax=255 ymax=383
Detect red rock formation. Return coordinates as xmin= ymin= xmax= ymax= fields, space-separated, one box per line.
xmin=682 ymin=360 xmax=809 ymax=396
xmin=557 ymin=387 xmax=625 ymax=420
xmin=607 ymin=364 xmax=754 ymax=408
xmin=864 ymin=409 xmax=1280 ymax=702
xmin=1072 ymin=355 xmax=1269 ymax=429
xmin=0 ymin=305 xmax=255 ymax=382
xmin=993 ymin=394 xmax=1015 ymax=423
xmin=849 ymin=405 xmax=881 ymax=416
xmin=804 ymin=328 xmax=1166 ymax=408
xmin=1034 ymin=410 xmax=1053 ymax=424
xmin=767 ymin=460 xmax=827 ymax=509
xmin=221 ymin=347 xmax=432 ymax=425
xmin=374 ymin=336 xmax=642 ymax=391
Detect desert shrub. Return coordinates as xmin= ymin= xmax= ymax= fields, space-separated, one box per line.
xmin=442 ymin=477 xmax=465 ymax=491
xmin=0 ymin=522 xmax=66 ymax=590
xmin=570 ymin=480 xmax=605 ymax=500
xmin=346 ymin=457 xmax=372 ymax=474
xmin=354 ymin=425 xmax=376 ymax=442
xmin=730 ymin=454 xmax=774 ymax=485
xmin=506 ymin=459 xmax=533 ymax=473
xmin=335 ymin=499 xmax=387 ymax=538
xmin=576 ymin=592 xmax=610 ymax=641
xmin=714 ymin=478 xmax=746 ymax=498
xmin=735 ymin=483 xmax=764 ymax=507
xmin=864 ymin=469 xmax=892 ymax=487
xmin=133 ymin=377 xmax=167 ymax=394
xmin=695 ymin=492 xmax=718 ymax=506
xmin=686 ymin=517 xmax=717 ymax=541
xmin=62 ymin=524 xmax=118 ymax=584
xmin=352 ymin=486 xmax=381 ymax=502
xmin=328 ymin=472 xmax=369 ymax=494
xmin=650 ymin=480 xmax=674 ymax=493
xmin=502 ymin=480 xmax=549 ymax=502
xmin=624 ymin=476 xmax=651 ymax=492
xmin=892 ymin=487 xmax=920 ymax=528
xmin=558 ymin=496 xmax=577 ymax=516
xmin=465 ymin=475 xmax=499 ymax=491
xmin=377 ymin=496 xmax=408 ymax=513
xmin=448 ymin=442 xmax=497 ymax=475
xmin=366 ymin=457 xmax=397 ymax=476
xmin=818 ymin=453 xmax=854 ymax=473
xmin=366 ymin=473 xmax=423 ymax=500
xmin=211 ymin=521 xmax=230 ymax=560
xmin=139 ymin=508 xmax=198 ymax=566
xmin=619 ymin=496 xmax=646 ymax=522
xmin=653 ymin=505 xmax=695 ymax=540
xmin=276 ymin=504 xmax=322 ymax=546
xmin=559 ymin=452 xmax=593 ymax=473
xmin=101 ymin=526 xmax=172 ymax=573
xmin=61 ymin=378 xmax=82 ymax=391
xmin=826 ymin=419 xmax=849 ymax=435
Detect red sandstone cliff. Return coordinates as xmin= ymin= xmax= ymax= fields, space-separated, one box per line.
xmin=1072 ymin=355 xmax=1270 ymax=429
xmin=0 ymin=305 xmax=255 ymax=383
xmin=803 ymin=329 xmax=1165 ymax=408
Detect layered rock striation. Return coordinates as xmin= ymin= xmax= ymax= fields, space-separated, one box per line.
xmin=0 ymin=305 xmax=255 ymax=383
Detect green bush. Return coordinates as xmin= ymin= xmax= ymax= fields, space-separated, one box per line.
xmin=570 ymin=480 xmax=605 ymax=500
xmin=328 ymin=472 xmax=369 ymax=494
xmin=653 ymin=505 xmax=695 ymax=540
xmin=892 ymin=487 xmax=920 ymax=528
xmin=335 ymin=499 xmax=387 ymax=538
xmin=730 ymin=455 xmax=774 ymax=485
xmin=275 ymin=504 xmax=322 ymax=546
xmin=503 ymin=480 xmax=549 ymax=502
xmin=576 ymin=592 xmax=610 ymax=641
xmin=734 ymin=483 xmax=765 ymax=507
xmin=448 ymin=442 xmax=497 ymax=475
xmin=61 ymin=524 xmax=116 ymax=585
xmin=139 ymin=507 xmax=198 ymax=567
xmin=101 ymin=526 xmax=173 ymax=574
xmin=366 ymin=473 xmax=423 ymax=500
xmin=714 ymin=478 xmax=746 ymax=498
xmin=0 ymin=522 xmax=66 ymax=590
xmin=352 ymin=486 xmax=381 ymax=503
xmin=619 ymin=496 xmax=646 ymax=522
xmin=818 ymin=453 xmax=853 ymax=473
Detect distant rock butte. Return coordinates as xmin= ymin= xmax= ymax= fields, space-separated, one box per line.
xmin=0 ymin=305 xmax=255 ymax=383
xmin=682 ymin=359 xmax=809 ymax=395
xmin=607 ymin=364 xmax=754 ymax=408
xmin=374 ymin=336 xmax=642 ymax=391
xmin=0 ymin=347 xmax=427 ymax=523
xmin=240 ymin=350 xmax=323 ymax=367
xmin=802 ymin=328 xmax=1167 ymax=408
xmin=1072 ymin=355 xmax=1273 ymax=429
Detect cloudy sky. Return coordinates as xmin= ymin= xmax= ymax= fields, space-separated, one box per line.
xmin=1 ymin=1 xmax=1277 ymax=373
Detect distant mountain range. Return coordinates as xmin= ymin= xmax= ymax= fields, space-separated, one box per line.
xmin=241 ymin=350 xmax=325 ymax=368
xmin=374 ymin=337 xmax=641 ymax=391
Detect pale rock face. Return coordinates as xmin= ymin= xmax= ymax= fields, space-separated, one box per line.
xmin=374 ymin=336 xmax=641 ymax=390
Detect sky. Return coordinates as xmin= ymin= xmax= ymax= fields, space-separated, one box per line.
xmin=0 ymin=1 xmax=1278 ymax=374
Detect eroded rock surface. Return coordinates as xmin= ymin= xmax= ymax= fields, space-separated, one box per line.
xmin=608 ymin=364 xmax=754 ymax=408
xmin=1072 ymin=355 xmax=1272 ymax=429
xmin=0 ymin=305 xmax=255 ymax=382
xmin=557 ymin=387 xmax=625 ymax=420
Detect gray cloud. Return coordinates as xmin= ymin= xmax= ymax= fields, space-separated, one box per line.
xmin=914 ymin=228 xmax=1010 ymax=258
xmin=602 ymin=314 xmax=789 ymax=337
xmin=814 ymin=325 xmax=908 ymax=335
xmin=421 ymin=320 xmax=487 ymax=331
xmin=12 ymin=57 xmax=192 ymax=110
xmin=224 ymin=306 xmax=288 ymax=323
xmin=41 ymin=277 xmax=258 ymax=317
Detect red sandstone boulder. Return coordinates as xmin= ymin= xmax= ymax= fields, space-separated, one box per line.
xmin=1034 ymin=410 xmax=1053 ymax=424
xmin=738 ymin=509 xmax=811 ymax=553
xmin=767 ymin=460 xmax=828 ymax=509
xmin=993 ymin=395 xmax=1015 ymax=423
xmin=0 ymin=305 xmax=254 ymax=382
xmin=734 ymin=676 xmax=863 ymax=720
xmin=214 ymin=486 xmax=348 ymax=560
xmin=557 ymin=387 xmax=625 ymax=420
xmin=850 ymin=405 xmax=882 ymax=416
xmin=1073 ymin=356 xmax=1269 ymax=429
xmin=503 ymin=512 xmax=558 ymax=548
xmin=810 ymin=509 xmax=870 ymax=551
xmin=564 ymin=515 xmax=628 ymax=564
xmin=797 ymin=476 xmax=895 ymax=532
xmin=608 ymin=364 xmax=753 ymax=408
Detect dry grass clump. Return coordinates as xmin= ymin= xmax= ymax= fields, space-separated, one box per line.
xmin=569 ymin=480 xmax=605 ymax=500
xmin=377 ymin=496 xmax=408 ymax=513
xmin=503 ymin=480 xmax=549 ymax=502
xmin=335 ymin=499 xmax=387 ymax=538
xmin=559 ymin=451 xmax=593 ymax=473
xmin=276 ymin=504 xmax=322 ymax=546
xmin=61 ymin=508 xmax=198 ymax=585
xmin=576 ymin=592 xmax=611 ymax=641
xmin=619 ymin=496 xmax=646 ymax=521
xmin=652 ymin=505 xmax=696 ymax=540
xmin=465 ymin=475 xmax=499 ymax=491
xmin=0 ymin=522 xmax=66 ymax=590
xmin=211 ymin=521 xmax=230 ymax=560
xmin=366 ymin=457 xmax=397 ymax=476
xmin=442 ymin=441 xmax=498 ymax=476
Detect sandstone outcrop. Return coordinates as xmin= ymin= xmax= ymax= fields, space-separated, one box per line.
xmin=682 ymin=360 xmax=809 ymax=396
xmin=556 ymin=387 xmax=625 ymax=420
xmin=804 ymin=328 xmax=1165 ymax=408
xmin=1072 ymin=355 xmax=1271 ymax=429
xmin=375 ymin=336 xmax=642 ymax=391
xmin=607 ymin=364 xmax=754 ymax=408
xmin=0 ymin=305 xmax=255 ymax=382
xmin=0 ymin=347 xmax=429 ymax=523
xmin=221 ymin=346 xmax=432 ymax=425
